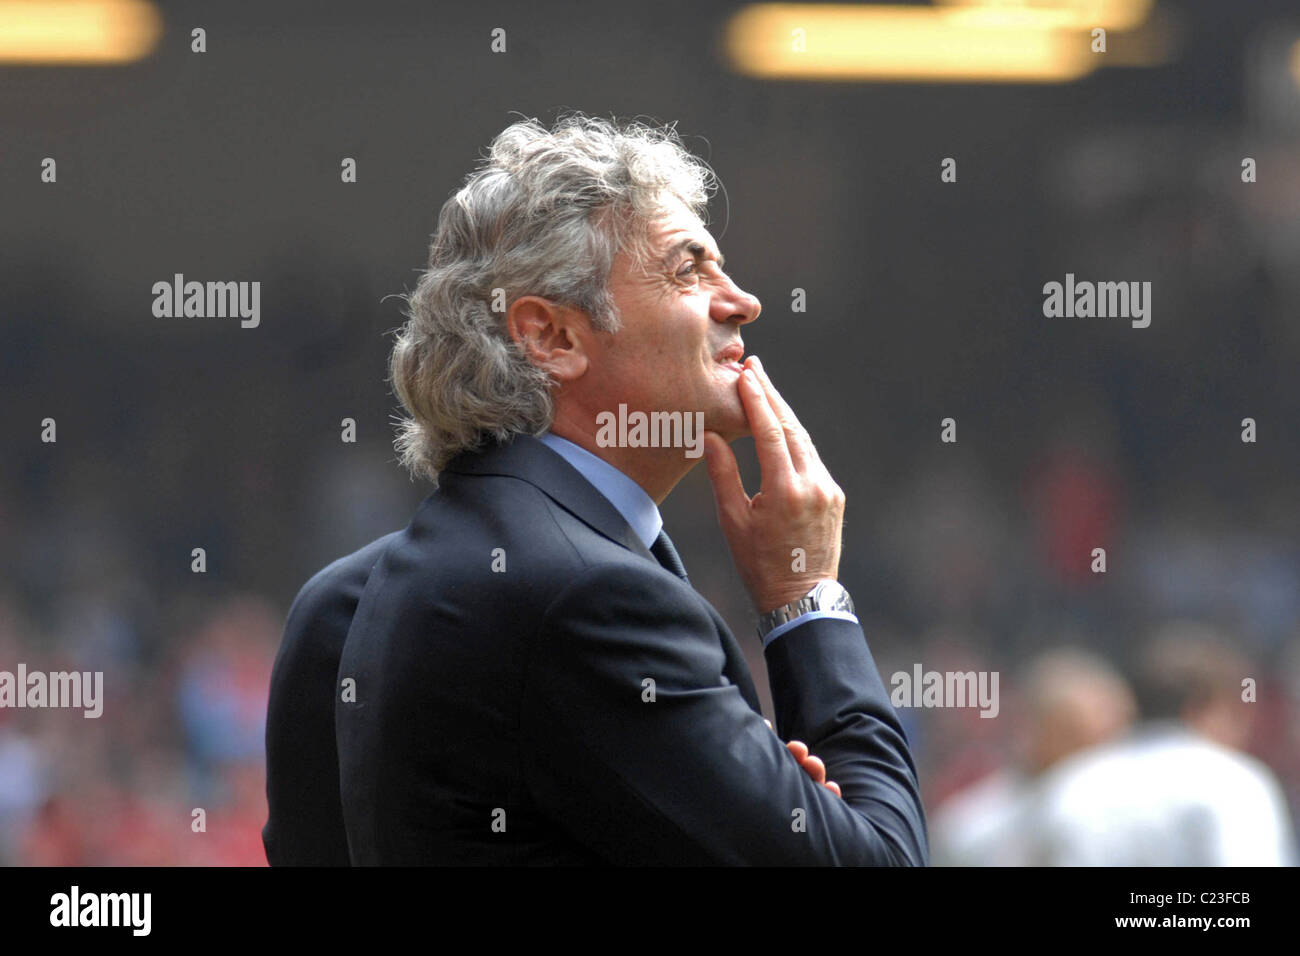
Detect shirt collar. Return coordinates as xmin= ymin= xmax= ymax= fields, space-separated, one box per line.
xmin=536 ymin=432 xmax=662 ymax=550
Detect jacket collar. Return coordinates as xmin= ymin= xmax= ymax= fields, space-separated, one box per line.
xmin=441 ymin=433 xmax=761 ymax=712
xmin=441 ymin=433 xmax=653 ymax=561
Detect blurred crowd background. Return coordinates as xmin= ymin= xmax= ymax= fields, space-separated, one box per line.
xmin=2 ymin=0 xmax=1298 ymax=864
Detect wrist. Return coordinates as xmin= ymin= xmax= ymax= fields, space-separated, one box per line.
xmin=757 ymin=576 xmax=838 ymax=615
xmin=756 ymin=579 xmax=855 ymax=640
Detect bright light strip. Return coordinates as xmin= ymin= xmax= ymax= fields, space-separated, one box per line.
xmin=936 ymin=0 xmax=1154 ymax=32
xmin=0 ymin=0 xmax=161 ymax=64
xmin=724 ymin=2 xmax=1156 ymax=83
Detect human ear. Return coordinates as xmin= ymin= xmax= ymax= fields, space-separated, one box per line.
xmin=505 ymin=295 xmax=590 ymax=382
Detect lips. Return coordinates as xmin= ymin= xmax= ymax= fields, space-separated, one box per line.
xmin=715 ymin=343 xmax=745 ymax=365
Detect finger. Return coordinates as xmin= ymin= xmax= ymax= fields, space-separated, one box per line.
xmin=786 ymin=740 xmax=809 ymax=762
xmin=748 ymin=356 xmax=804 ymax=430
xmin=801 ymin=754 xmax=827 ymax=784
xmin=739 ymin=367 xmax=794 ymax=488
xmin=702 ymin=431 xmax=750 ymax=525
xmin=748 ymin=356 xmax=812 ymax=473
xmin=825 ymin=780 xmax=842 ymax=799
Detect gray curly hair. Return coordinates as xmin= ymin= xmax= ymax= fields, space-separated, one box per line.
xmin=390 ymin=113 xmax=720 ymax=484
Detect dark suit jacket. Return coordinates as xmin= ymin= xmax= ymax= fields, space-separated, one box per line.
xmin=263 ymin=531 xmax=399 ymax=865
xmin=265 ymin=433 xmax=928 ymax=865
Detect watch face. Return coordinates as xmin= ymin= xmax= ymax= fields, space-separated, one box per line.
xmin=813 ymin=580 xmax=852 ymax=614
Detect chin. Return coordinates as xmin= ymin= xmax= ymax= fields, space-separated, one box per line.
xmin=706 ymin=407 xmax=751 ymax=443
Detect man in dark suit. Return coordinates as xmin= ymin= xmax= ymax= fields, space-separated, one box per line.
xmin=264 ymin=114 xmax=928 ymax=865
xmin=263 ymin=534 xmax=397 ymax=865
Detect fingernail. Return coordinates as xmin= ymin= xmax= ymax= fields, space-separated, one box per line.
xmin=751 ymin=355 xmax=763 ymax=372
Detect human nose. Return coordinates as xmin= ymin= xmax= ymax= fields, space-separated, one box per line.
xmin=711 ymin=274 xmax=761 ymax=327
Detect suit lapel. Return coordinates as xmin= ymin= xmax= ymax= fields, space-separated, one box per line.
xmin=445 ymin=434 xmax=762 ymax=712
xmin=443 ymin=434 xmax=654 ymax=562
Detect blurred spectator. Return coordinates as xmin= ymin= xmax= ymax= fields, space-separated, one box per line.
xmin=1027 ymin=432 xmax=1121 ymax=590
xmin=931 ymin=648 xmax=1135 ymax=866
xmin=0 ymin=720 xmax=46 ymax=865
xmin=177 ymin=597 xmax=278 ymax=804
xmin=1031 ymin=623 xmax=1297 ymax=866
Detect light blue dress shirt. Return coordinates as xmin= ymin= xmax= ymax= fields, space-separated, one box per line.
xmin=536 ymin=432 xmax=858 ymax=647
xmin=537 ymin=432 xmax=662 ymax=549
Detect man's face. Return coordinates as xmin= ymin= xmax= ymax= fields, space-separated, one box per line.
xmin=586 ymin=200 xmax=761 ymax=442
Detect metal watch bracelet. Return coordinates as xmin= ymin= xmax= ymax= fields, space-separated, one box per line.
xmin=756 ymin=579 xmax=855 ymax=640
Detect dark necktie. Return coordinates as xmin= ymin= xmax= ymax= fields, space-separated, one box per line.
xmin=650 ymin=529 xmax=689 ymax=583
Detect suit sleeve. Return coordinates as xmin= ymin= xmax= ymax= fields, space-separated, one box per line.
xmin=263 ymin=572 xmax=354 ymax=866
xmin=519 ymin=562 xmax=929 ymax=865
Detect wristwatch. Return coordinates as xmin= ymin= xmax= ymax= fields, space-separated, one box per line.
xmin=756 ymin=579 xmax=855 ymax=640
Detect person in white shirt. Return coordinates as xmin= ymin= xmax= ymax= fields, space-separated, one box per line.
xmin=931 ymin=647 xmax=1135 ymax=866
xmin=1031 ymin=623 xmax=1296 ymax=866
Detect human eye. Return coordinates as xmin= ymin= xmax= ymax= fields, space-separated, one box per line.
xmin=676 ymin=259 xmax=698 ymax=278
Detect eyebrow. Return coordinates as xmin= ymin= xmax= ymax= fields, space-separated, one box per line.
xmin=662 ymin=237 xmax=725 ymax=271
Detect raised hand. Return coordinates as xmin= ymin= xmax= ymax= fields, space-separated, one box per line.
xmin=703 ymin=355 xmax=846 ymax=614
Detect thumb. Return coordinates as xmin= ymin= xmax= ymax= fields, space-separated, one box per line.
xmin=703 ymin=431 xmax=748 ymax=523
